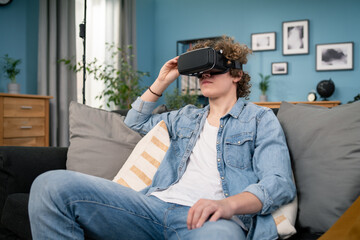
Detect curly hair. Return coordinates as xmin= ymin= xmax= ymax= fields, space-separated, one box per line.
xmin=189 ymin=36 xmax=252 ymax=99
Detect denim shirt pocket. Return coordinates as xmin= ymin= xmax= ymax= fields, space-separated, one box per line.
xmin=176 ymin=127 xmax=193 ymax=139
xmin=172 ymin=127 xmax=194 ymax=157
xmin=224 ymin=132 xmax=254 ymax=169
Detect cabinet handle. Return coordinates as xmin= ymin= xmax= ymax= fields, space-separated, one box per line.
xmin=21 ymin=106 xmax=33 ymax=110
xmin=20 ymin=126 xmax=33 ymax=129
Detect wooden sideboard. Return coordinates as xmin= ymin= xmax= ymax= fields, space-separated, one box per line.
xmin=0 ymin=93 xmax=53 ymax=147
xmin=253 ymin=101 xmax=341 ymax=109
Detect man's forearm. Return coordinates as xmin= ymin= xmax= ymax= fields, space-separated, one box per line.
xmin=141 ymin=79 xmax=170 ymax=102
xmin=226 ymin=192 xmax=263 ymax=215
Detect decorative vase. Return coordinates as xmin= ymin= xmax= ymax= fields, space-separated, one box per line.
xmin=260 ymin=95 xmax=267 ymax=102
xmin=7 ymin=83 xmax=20 ymax=94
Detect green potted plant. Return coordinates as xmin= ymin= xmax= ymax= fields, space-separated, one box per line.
xmin=259 ymin=73 xmax=271 ymax=102
xmin=165 ymin=87 xmax=200 ymax=109
xmin=2 ymin=54 xmax=22 ymax=94
xmin=348 ymin=93 xmax=360 ymax=103
xmin=61 ymin=43 xmax=149 ymax=109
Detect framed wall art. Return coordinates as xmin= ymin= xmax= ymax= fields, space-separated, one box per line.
xmin=316 ymin=42 xmax=354 ymax=71
xmin=283 ymin=20 xmax=309 ymax=55
xmin=272 ymin=62 xmax=288 ymax=75
xmin=251 ymin=32 xmax=276 ymax=51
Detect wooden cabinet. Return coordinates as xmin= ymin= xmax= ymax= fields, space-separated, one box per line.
xmin=253 ymin=101 xmax=341 ymax=109
xmin=0 ymin=93 xmax=52 ymax=147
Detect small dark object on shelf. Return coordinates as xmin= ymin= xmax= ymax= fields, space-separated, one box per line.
xmin=348 ymin=93 xmax=360 ymax=103
xmin=317 ymin=79 xmax=335 ymax=100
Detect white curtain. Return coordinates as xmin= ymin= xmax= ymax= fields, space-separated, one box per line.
xmin=38 ymin=0 xmax=77 ymax=147
xmin=37 ymin=0 xmax=136 ymax=146
xmin=75 ymin=0 xmax=137 ymax=109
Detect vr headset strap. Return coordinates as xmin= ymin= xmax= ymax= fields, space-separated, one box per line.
xmin=209 ymin=60 xmax=242 ymax=77
xmin=227 ymin=60 xmax=243 ymax=70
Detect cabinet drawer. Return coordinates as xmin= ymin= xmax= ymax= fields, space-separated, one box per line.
xmin=3 ymin=97 xmax=45 ymax=117
xmin=3 ymin=137 xmax=45 ymax=147
xmin=3 ymin=117 xmax=45 ymax=138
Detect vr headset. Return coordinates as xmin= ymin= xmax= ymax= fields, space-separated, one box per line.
xmin=177 ymin=47 xmax=242 ymax=78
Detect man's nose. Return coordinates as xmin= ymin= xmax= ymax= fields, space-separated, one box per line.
xmin=200 ymin=72 xmax=211 ymax=79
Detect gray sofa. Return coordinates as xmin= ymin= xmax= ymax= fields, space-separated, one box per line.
xmin=1 ymin=101 xmax=359 ymax=239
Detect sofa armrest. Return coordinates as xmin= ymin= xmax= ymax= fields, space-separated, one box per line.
xmin=0 ymin=146 xmax=67 ymax=210
xmin=0 ymin=146 xmax=67 ymax=239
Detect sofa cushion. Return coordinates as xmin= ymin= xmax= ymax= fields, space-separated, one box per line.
xmin=1 ymin=193 xmax=31 ymax=240
xmin=277 ymin=101 xmax=360 ymax=233
xmin=66 ymin=102 xmax=143 ymax=180
xmin=113 ymin=120 xmax=170 ymax=191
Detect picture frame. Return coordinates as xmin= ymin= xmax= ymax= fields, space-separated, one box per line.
xmin=283 ymin=20 xmax=309 ymax=55
xmin=251 ymin=32 xmax=276 ymax=51
xmin=316 ymin=42 xmax=354 ymax=71
xmin=272 ymin=62 xmax=288 ymax=75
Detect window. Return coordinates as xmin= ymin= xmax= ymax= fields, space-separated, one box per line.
xmin=75 ymin=0 xmax=122 ymax=109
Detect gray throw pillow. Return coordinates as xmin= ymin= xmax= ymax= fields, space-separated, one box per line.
xmin=66 ymin=102 xmax=142 ymax=180
xmin=277 ymin=101 xmax=360 ymax=233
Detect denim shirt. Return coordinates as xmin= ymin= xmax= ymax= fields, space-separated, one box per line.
xmin=125 ymin=97 xmax=296 ymax=240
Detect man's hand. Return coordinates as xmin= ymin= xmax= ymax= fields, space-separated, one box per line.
xmin=141 ymin=56 xmax=180 ymax=102
xmin=187 ymin=198 xmax=234 ymax=230
xmin=186 ymin=192 xmax=263 ymax=230
xmin=157 ymin=56 xmax=180 ymax=84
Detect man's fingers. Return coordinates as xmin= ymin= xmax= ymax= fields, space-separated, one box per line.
xmin=209 ymin=210 xmax=221 ymax=222
xmin=187 ymin=200 xmax=206 ymax=229
xmin=187 ymin=199 xmax=229 ymax=230
xmin=191 ymin=207 xmax=203 ymax=229
xmin=187 ymin=207 xmax=194 ymax=229
xmin=196 ymin=206 xmax=216 ymax=228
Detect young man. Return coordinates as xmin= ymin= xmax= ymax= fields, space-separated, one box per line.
xmin=29 ymin=36 xmax=295 ymax=240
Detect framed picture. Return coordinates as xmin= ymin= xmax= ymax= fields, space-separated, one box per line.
xmin=272 ymin=62 xmax=288 ymax=75
xmin=316 ymin=42 xmax=354 ymax=71
xmin=283 ymin=20 xmax=309 ymax=55
xmin=251 ymin=32 xmax=276 ymax=51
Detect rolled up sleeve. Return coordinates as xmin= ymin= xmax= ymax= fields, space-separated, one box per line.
xmin=129 ymin=97 xmax=158 ymax=115
xmin=244 ymin=109 xmax=296 ymax=215
xmin=124 ymin=97 xmax=180 ymax=138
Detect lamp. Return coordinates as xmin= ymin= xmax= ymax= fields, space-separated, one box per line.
xmin=79 ymin=0 xmax=87 ymax=104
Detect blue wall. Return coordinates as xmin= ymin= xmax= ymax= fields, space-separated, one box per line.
xmin=136 ymin=0 xmax=360 ymax=105
xmin=1 ymin=0 xmax=359 ymax=104
xmin=0 ymin=0 xmax=39 ymax=94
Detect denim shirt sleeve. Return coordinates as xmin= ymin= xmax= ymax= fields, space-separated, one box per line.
xmin=124 ymin=97 xmax=178 ymax=137
xmin=243 ymin=109 xmax=296 ymax=215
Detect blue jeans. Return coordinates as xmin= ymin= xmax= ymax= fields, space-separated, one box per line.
xmin=29 ymin=170 xmax=246 ymax=240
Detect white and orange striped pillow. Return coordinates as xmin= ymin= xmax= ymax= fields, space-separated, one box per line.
xmin=272 ymin=195 xmax=298 ymax=239
xmin=271 ymin=173 xmax=298 ymax=239
xmin=112 ymin=120 xmax=170 ymax=191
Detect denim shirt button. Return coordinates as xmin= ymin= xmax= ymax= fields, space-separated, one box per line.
xmin=225 ymin=193 xmax=229 ymax=196
xmin=220 ymin=125 xmax=223 ymax=128
xmin=217 ymin=158 xmax=221 ymax=162
xmin=221 ymin=177 xmax=224 ymax=180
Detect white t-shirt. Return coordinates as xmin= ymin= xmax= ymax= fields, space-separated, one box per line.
xmin=151 ymin=119 xmax=224 ymax=206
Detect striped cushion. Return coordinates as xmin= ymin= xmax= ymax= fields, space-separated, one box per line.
xmin=271 ymin=174 xmax=298 ymax=239
xmin=272 ymin=196 xmax=298 ymax=239
xmin=112 ymin=120 xmax=170 ymax=191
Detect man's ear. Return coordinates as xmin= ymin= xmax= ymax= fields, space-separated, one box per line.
xmin=233 ymin=71 xmax=243 ymax=83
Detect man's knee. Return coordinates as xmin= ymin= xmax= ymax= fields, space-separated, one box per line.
xmin=188 ymin=219 xmax=246 ymax=240
xmin=29 ymin=170 xmax=84 ymax=210
xmin=31 ymin=170 xmax=73 ymax=196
